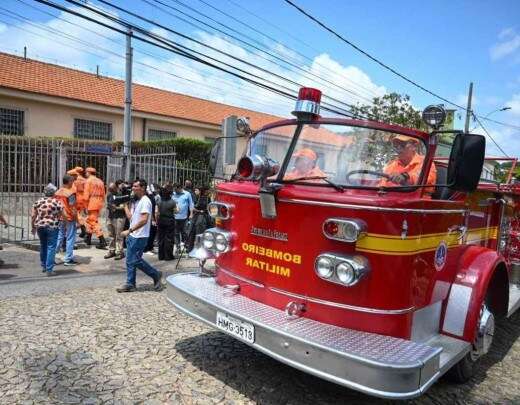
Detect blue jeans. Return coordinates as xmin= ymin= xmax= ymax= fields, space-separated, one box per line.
xmin=126 ymin=235 xmax=160 ymax=286
xmin=37 ymin=226 xmax=59 ymax=272
xmin=56 ymin=220 xmax=76 ymax=262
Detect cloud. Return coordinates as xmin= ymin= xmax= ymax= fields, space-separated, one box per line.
xmin=0 ymin=5 xmax=123 ymax=73
xmin=490 ymin=28 xmax=520 ymax=61
xmin=133 ymin=30 xmax=386 ymax=117
xmin=149 ymin=27 xmax=171 ymax=40
xmin=0 ymin=4 xmax=385 ymax=118
xmin=499 ymin=27 xmax=516 ymax=40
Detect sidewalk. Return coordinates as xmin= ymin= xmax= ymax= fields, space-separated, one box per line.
xmin=0 ymin=243 xmax=206 ymax=284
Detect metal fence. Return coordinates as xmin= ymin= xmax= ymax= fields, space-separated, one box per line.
xmin=0 ymin=136 xmax=211 ymax=242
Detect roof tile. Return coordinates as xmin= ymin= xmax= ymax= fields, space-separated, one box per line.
xmin=0 ymin=52 xmax=282 ymax=128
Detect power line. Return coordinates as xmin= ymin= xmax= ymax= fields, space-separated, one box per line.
xmin=282 ymin=0 xmax=517 ymax=152
xmin=0 ymin=9 xmax=291 ymax=113
xmin=11 ymin=0 xmax=295 ymax=112
xmin=34 ymin=0 xmax=358 ymax=118
xmin=478 ymin=116 xmax=520 ymax=131
xmin=283 ymin=0 xmax=468 ymax=111
xmin=209 ymin=0 xmax=382 ymax=100
xmin=70 ymin=0 xmax=363 ymax=118
xmin=97 ymin=0 xmax=369 ymax=112
xmin=472 ymin=113 xmax=509 ymax=157
xmin=2 ymin=5 xmax=294 ymax=111
xmin=156 ymin=0 xmax=378 ymax=103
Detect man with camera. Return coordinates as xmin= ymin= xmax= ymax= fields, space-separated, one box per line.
xmin=104 ymin=181 xmax=126 ymax=260
xmin=116 ymin=179 xmax=163 ymax=293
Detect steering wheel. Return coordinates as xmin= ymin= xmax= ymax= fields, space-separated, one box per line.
xmin=345 ymin=169 xmax=391 ymax=184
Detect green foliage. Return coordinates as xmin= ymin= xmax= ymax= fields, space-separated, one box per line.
xmin=123 ymin=137 xmax=213 ymax=167
xmin=350 ymin=93 xmax=425 ymax=130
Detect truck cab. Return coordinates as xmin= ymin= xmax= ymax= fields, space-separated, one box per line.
xmin=166 ymin=88 xmax=520 ymax=399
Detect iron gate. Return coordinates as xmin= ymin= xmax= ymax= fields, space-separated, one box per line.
xmin=0 ymin=137 xmax=211 ymax=242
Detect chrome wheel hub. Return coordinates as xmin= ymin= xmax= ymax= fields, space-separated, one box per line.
xmin=471 ymin=304 xmax=495 ymax=361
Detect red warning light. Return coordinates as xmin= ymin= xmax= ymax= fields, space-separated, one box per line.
xmin=298 ymin=87 xmax=322 ymax=103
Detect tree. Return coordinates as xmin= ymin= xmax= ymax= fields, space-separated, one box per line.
xmin=350 ymin=93 xmax=425 ymax=130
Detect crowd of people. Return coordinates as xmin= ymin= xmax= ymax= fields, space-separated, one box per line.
xmin=29 ymin=166 xmax=213 ymax=292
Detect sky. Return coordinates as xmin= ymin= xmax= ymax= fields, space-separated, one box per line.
xmin=0 ymin=0 xmax=519 ymax=156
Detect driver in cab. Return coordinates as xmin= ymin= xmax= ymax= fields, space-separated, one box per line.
xmin=380 ymin=135 xmax=437 ymax=190
xmin=284 ymin=148 xmax=326 ymax=180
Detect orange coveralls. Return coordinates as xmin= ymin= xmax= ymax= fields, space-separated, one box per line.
xmin=284 ymin=166 xmax=326 ymax=180
xmin=73 ymin=175 xmax=87 ymax=226
xmin=380 ymin=153 xmax=437 ymax=194
xmin=84 ymin=175 xmax=106 ymax=237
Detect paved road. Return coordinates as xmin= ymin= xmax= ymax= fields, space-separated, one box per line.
xmin=1 ymin=245 xmax=519 ymax=404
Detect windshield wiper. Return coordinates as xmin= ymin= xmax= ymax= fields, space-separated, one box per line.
xmin=282 ymin=176 xmax=345 ymax=192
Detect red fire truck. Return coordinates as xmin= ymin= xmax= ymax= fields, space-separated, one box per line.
xmin=166 ymin=88 xmax=520 ymax=399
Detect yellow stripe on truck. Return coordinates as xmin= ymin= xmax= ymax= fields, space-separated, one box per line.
xmin=356 ymin=227 xmax=497 ymax=256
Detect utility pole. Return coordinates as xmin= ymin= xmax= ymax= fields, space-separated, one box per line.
xmin=464 ymin=82 xmax=473 ymax=133
xmin=123 ymin=28 xmax=133 ymax=180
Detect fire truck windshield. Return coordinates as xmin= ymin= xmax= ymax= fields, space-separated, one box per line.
xmin=250 ymin=123 xmax=429 ymax=189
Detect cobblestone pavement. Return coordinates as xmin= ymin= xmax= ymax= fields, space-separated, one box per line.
xmin=1 ymin=285 xmax=519 ymax=405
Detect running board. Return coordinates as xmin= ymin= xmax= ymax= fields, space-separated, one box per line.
xmin=166 ymin=273 xmax=472 ymax=399
xmin=507 ymin=284 xmax=520 ymax=317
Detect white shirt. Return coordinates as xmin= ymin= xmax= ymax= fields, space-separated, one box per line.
xmin=129 ymin=196 xmax=152 ymax=238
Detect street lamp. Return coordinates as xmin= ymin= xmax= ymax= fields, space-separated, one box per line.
xmin=471 ymin=107 xmax=511 ymax=131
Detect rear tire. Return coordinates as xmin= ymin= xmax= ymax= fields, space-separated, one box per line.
xmin=446 ymin=300 xmax=495 ymax=383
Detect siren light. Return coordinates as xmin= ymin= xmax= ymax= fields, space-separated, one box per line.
xmin=292 ymin=87 xmax=322 ymax=119
xmin=236 ymin=155 xmax=280 ymax=181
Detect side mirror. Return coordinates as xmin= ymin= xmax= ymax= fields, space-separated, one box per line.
xmin=447 ymin=133 xmax=486 ymax=192
xmin=208 ymin=138 xmax=222 ymax=176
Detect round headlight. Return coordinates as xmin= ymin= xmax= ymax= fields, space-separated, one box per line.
xmin=422 ymin=105 xmax=446 ymax=129
xmin=336 ymin=262 xmax=356 ymax=285
xmin=202 ymin=232 xmax=215 ymax=249
xmin=342 ymin=222 xmax=359 ymax=242
xmin=215 ymin=233 xmax=227 ymax=252
xmin=316 ymin=256 xmax=334 ymax=279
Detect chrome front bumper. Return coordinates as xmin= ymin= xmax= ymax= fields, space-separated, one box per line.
xmin=166 ymin=273 xmax=466 ymax=399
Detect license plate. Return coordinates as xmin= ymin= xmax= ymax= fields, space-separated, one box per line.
xmin=216 ymin=311 xmax=255 ymax=344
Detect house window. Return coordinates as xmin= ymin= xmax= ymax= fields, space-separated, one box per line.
xmin=0 ymin=107 xmax=24 ymax=135
xmin=74 ymin=118 xmax=112 ymax=141
xmin=148 ymin=128 xmax=177 ymax=141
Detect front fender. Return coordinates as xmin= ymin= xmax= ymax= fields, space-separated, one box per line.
xmin=441 ymin=246 xmax=506 ymax=343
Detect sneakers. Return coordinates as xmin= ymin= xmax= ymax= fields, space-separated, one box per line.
xmin=63 ymin=260 xmax=79 ymax=266
xmin=145 ymin=250 xmax=155 ymax=256
xmin=46 ymin=271 xmax=57 ymax=277
xmin=104 ymin=251 xmax=116 ymax=259
xmin=116 ymin=284 xmax=136 ymax=293
xmin=114 ymin=253 xmax=125 ymax=261
xmin=154 ymin=271 xmax=164 ymax=291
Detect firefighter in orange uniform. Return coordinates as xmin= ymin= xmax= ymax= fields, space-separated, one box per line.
xmin=380 ymin=135 xmax=437 ymax=194
xmin=84 ymin=167 xmax=107 ymax=249
xmin=284 ymin=148 xmax=326 ymax=180
xmin=70 ymin=166 xmax=88 ymax=238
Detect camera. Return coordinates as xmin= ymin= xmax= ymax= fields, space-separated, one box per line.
xmin=112 ymin=193 xmax=132 ymax=205
xmin=112 ymin=183 xmax=134 ymax=205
